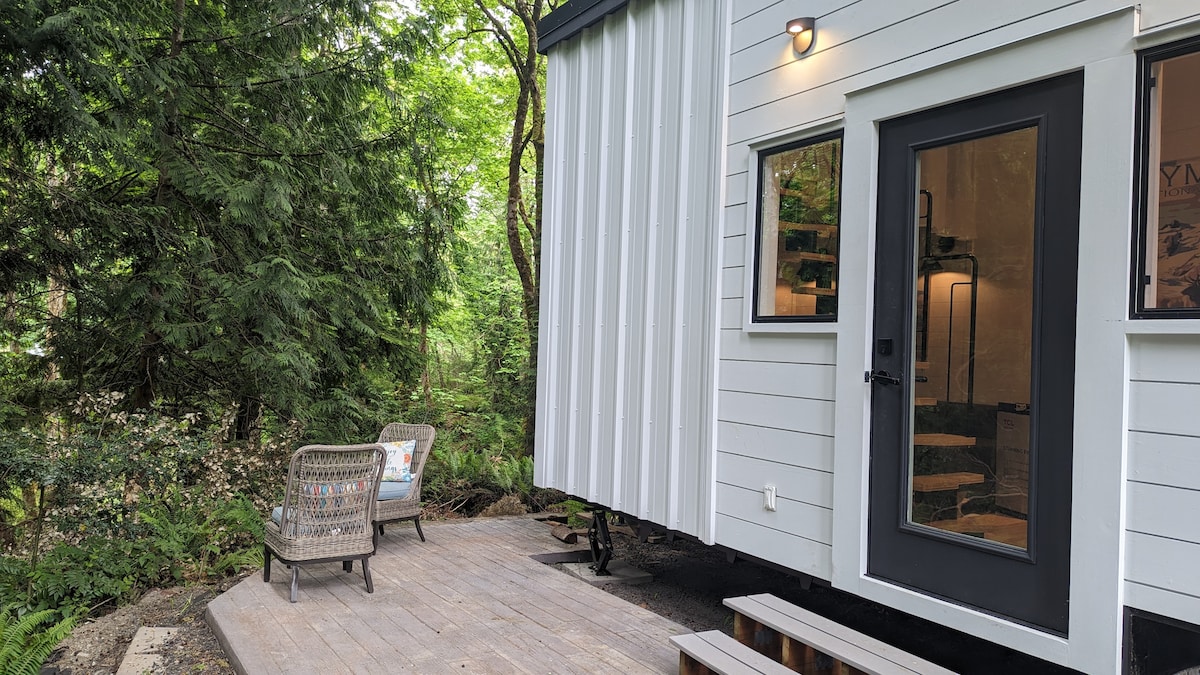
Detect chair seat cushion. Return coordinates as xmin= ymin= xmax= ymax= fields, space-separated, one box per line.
xmin=377 ymin=481 xmax=412 ymax=501
xmin=271 ymin=506 xmax=287 ymax=524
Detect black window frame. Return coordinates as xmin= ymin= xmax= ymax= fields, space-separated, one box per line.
xmin=1131 ymin=35 xmax=1200 ymax=319
xmin=752 ymin=130 xmax=844 ymax=323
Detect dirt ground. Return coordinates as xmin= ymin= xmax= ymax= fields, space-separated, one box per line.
xmin=43 ymin=516 xmax=1078 ymax=674
xmin=42 ymin=576 xmax=243 ymax=675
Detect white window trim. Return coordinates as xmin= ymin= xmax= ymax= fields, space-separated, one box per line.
xmin=742 ymin=118 xmax=845 ymax=334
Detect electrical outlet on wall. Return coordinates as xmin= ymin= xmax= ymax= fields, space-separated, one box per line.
xmin=763 ymin=485 xmax=777 ymax=511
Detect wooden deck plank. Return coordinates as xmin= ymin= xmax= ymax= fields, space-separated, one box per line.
xmin=208 ymin=516 xmax=686 ymax=673
xmin=305 ymin=578 xmax=427 ymax=671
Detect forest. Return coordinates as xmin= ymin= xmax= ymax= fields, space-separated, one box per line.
xmin=0 ymin=1 xmax=558 ymax=668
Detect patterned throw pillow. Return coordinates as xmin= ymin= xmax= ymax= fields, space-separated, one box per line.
xmin=381 ymin=440 xmax=417 ymax=482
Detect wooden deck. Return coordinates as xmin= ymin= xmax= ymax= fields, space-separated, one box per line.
xmin=206 ymin=516 xmax=689 ymax=674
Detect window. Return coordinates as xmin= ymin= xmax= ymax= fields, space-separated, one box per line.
xmin=1134 ymin=38 xmax=1200 ymax=317
xmin=754 ymin=132 xmax=842 ymax=321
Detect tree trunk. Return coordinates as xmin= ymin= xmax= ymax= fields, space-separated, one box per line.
xmin=476 ymin=0 xmax=548 ymax=456
xmin=234 ymin=397 xmax=261 ymax=442
xmin=420 ymin=321 xmax=432 ymax=409
xmin=135 ymin=0 xmax=187 ymax=410
xmin=4 ymin=291 xmax=19 ymax=353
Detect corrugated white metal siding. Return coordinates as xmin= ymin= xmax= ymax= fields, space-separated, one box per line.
xmin=1126 ymin=335 xmax=1200 ymax=625
xmin=534 ymin=0 xmax=728 ymax=540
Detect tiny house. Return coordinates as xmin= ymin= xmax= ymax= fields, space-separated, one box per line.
xmin=532 ymin=1 xmax=1200 ymax=671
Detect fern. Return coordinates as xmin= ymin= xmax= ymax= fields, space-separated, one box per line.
xmin=0 ymin=608 xmax=77 ymax=675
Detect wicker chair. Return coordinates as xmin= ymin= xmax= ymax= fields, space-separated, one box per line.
xmin=263 ymin=444 xmax=386 ymax=602
xmin=373 ymin=423 xmax=435 ymax=542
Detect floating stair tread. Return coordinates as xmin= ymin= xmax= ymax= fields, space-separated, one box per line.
xmin=787 ymin=285 xmax=837 ymax=296
xmin=724 ymin=594 xmax=957 ymax=675
xmin=670 ymin=630 xmax=793 ymax=674
xmin=777 ymin=218 xmax=837 ymax=232
xmin=912 ymin=433 xmax=976 ymax=447
xmin=912 ymin=472 xmax=985 ymax=493
xmin=927 ymin=513 xmax=1028 ymax=548
xmin=778 ymin=251 xmax=837 ymax=263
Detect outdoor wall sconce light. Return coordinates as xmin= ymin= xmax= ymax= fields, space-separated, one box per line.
xmin=786 ymin=17 xmax=816 ymax=55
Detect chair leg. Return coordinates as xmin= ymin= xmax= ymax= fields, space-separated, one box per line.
xmin=343 ymin=560 xmax=353 ymax=573
xmin=263 ymin=545 xmax=271 ymax=582
xmin=377 ymin=523 xmax=385 ymax=537
xmin=290 ymin=565 xmax=300 ymax=603
xmin=362 ymin=556 xmax=373 ymax=594
xmin=414 ymin=516 xmax=425 ymax=542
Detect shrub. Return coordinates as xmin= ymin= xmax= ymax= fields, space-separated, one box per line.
xmin=0 ymin=607 xmax=77 ymax=675
xmin=0 ymin=396 xmax=277 ymax=617
xmin=422 ymin=448 xmax=540 ymax=516
xmin=0 ymin=489 xmax=265 ymax=618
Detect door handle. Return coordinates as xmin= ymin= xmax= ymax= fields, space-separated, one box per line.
xmin=867 ymin=369 xmax=903 ymax=386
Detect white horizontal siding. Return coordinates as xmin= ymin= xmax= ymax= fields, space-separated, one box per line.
xmin=1129 ymin=381 xmax=1200 ymax=437
xmin=1140 ymin=0 xmax=1200 ymax=32
xmin=715 ymin=513 xmax=833 ymax=579
xmin=1130 ymin=334 xmax=1200 ymax=382
xmin=724 ymin=203 xmax=748 ymax=237
xmin=535 ymin=0 xmax=729 ymax=540
xmin=717 ymin=483 xmax=832 ymax=544
xmin=719 ymin=361 xmax=836 ymax=400
xmin=727 ymin=171 xmax=749 ymax=208
xmin=714 ymin=306 xmax=837 ymax=579
xmin=1126 ymin=532 xmax=1200 ymax=623
xmin=720 ymin=330 xmax=838 ymax=364
xmin=1127 ymin=482 xmax=1200 ymax=543
xmin=717 ymin=453 xmax=834 ymax=509
xmin=718 ymin=423 xmax=834 ymax=474
xmin=729 ymin=0 xmax=960 ymax=84
xmin=720 ymin=267 xmax=743 ymax=300
xmin=1125 ymin=580 xmax=1200 ymax=631
xmin=1128 ymin=431 xmax=1200 ymax=492
xmin=1125 ymin=335 xmax=1200 ymax=626
xmin=723 ymin=234 xmax=746 ymax=267
xmin=718 ymin=391 xmax=836 ymax=436
xmin=730 ymin=0 xmax=782 ymax=24
xmin=725 ymin=0 xmax=1130 ymax=145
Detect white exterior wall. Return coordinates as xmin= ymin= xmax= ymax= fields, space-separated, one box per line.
xmin=539 ymin=0 xmax=1200 ymax=673
xmin=534 ymin=0 xmax=729 ymax=540
xmin=718 ymin=2 xmax=1200 ymax=672
xmin=1126 ymin=334 xmax=1200 ymax=624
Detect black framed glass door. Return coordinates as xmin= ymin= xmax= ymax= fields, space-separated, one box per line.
xmin=867 ymin=73 xmax=1083 ymax=634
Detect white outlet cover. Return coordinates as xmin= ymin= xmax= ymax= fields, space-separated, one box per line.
xmin=763 ymin=485 xmax=777 ymax=511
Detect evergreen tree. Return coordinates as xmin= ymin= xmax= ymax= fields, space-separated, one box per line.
xmin=1 ymin=1 xmax=463 ymax=440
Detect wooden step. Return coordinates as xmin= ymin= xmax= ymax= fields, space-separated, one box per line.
xmin=724 ymin=594 xmax=957 ymax=675
xmin=912 ymin=433 xmax=975 ymax=447
xmin=671 ymin=630 xmax=794 ymax=675
xmin=926 ymin=513 xmax=1028 ymax=548
xmin=911 ymin=472 xmax=985 ymax=493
